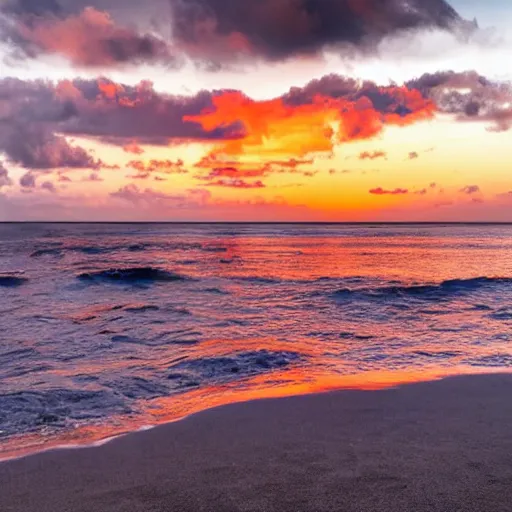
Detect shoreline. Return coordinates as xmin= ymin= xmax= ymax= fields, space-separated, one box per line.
xmin=3 ymin=373 xmax=512 ymax=511
xmin=0 ymin=368 xmax=505 ymax=464
xmin=0 ymin=368 xmax=467 ymax=463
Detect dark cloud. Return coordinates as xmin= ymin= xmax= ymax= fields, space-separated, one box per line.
xmin=407 ymin=71 xmax=512 ymax=132
xmin=460 ymin=185 xmax=480 ymax=195
xmin=359 ymin=150 xmax=386 ymax=160
xmin=369 ymin=187 xmax=409 ymax=195
xmin=0 ymin=77 xmax=245 ymax=170
xmin=1 ymin=124 xmax=99 ymax=169
xmin=2 ymin=0 xmax=63 ymax=17
xmin=281 ymin=73 xmax=435 ymax=123
xmin=170 ymin=0 xmax=464 ymax=66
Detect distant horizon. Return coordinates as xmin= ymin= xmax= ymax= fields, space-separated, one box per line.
xmin=2 ymin=221 xmax=512 ymax=226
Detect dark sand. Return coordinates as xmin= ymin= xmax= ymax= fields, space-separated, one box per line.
xmin=2 ymin=374 xmax=512 ymax=512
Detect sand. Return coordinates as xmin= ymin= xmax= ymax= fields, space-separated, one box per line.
xmin=2 ymin=374 xmax=512 ymax=511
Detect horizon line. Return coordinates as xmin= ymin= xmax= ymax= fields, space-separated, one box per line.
xmin=1 ymin=221 xmax=512 ymax=225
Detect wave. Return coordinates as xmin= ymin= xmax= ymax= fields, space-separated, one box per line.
xmin=32 ymin=243 xmax=149 ymax=258
xmin=167 ymin=350 xmax=303 ymax=387
xmin=30 ymin=248 xmax=63 ymax=258
xmin=0 ymin=389 xmax=127 ymax=437
xmin=333 ymin=277 xmax=512 ymax=301
xmin=77 ymin=267 xmax=189 ymax=284
xmin=0 ymin=274 xmax=28 ymax=287
xmin=202 ymin=246 xmax=228 ymax=253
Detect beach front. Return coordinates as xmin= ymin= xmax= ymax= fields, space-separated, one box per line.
xmin=3 ymin=373 xmax=512 ymax=512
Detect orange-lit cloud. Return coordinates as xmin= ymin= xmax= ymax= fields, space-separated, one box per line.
xmin=184 ymin=87 xmax=436 ymax=165
xmin=3 ymin=7 xmax=179 ymax=68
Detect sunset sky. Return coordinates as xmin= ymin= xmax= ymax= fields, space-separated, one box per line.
xmin=0 ymin=0 xmax=511 ymax=221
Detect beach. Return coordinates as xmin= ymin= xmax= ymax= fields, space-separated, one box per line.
xmin=2 ymin=373 xmax=512 ymax=512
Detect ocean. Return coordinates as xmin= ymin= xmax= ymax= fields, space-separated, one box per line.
xmin=1 ymin=223 xmax=511 ymax=459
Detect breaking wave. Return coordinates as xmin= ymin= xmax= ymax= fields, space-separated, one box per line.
xmin=334 ymin=277 xmax=512 ymax=301
xmin=0 ymin=273 xmax=28 ymax=287
xmin=77 ymin=267 xmax=189 ymax=284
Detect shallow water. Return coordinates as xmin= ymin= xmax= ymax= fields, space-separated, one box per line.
xmin=1 ymin=223 xmax=511 ymax=459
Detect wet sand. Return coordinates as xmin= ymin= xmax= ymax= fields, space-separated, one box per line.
xmin=2 ymin=374 xmax=512 ymax=512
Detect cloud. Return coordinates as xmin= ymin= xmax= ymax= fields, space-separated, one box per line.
xmin=407 ymin=71 xmax=512 ymax=132
xmin=170 ymin=0 xmax=465 ymax=66
xmin=1 ymin=5 xmax=180 ymax=69
xmin=206 ymin=178 xmax=265 ymax=189
xmin=123 ymin=141 xmax=145 ymax=154
xmin=0 ymin=162 xmax=12 ymax=188
xmin=41 ymin=180 xmax=56 ymax=193
xmin=408 ymin=151 xmax=419 ymax=159
xmin=359 ymin=150 xmax=386 ymax=160
xmin=460 ymin=185 xmax=480 ymax=195
xmin=19 ymin=171 xmax=36 ymax=188
xmin=2 ymin=0 xmax=63 ymax=17
xmin=1 ymin=124 xmax=100 ymax=170
xmin=184 ymin=81 xmax=435 ymax=161
xmin=127 ymin=171 xmax=150 ymax=180
xmin=369 ymin=187 xmax=409 ymax=195
xmin=110 ymin=183 xmax=211 ymax=207
xmin=0 ymin=77 xmax=245 ymax=171
xmin=82 ymin=172 xmax=103 ymax=182
xmin=127 ymin=159 xmax=188 ymax=175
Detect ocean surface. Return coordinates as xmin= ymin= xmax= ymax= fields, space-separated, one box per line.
xmin=1 ymin=223 xmax=511 ymax=459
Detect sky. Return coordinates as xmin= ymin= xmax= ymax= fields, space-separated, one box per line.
xmin=0 ymin=0 xmax=511 ymax=221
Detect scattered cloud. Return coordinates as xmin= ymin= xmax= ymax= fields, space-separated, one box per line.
xmin=460 ymin=185 xmax=481 ymax=195
xmin=127 ymin=159 xmax=188 ymax=175
xmin=369 ymin=187 xmax=409 ymax=195
xmin=19 ymin=171 xmax=36 ymax=188
xmin=110 ymin=183 xmax=210 ymax=207
xmin=408 ymin=151 xmax=419 ymax=160
xmin=206 ymin=178 xmax=265 ymax=189
xmin=359 ymin=150 xmax=387 ymax=161
xmin=83 ymin=172 xmax=103 ymax=182
xmin=41 ymin=180 xmax=56 ymax=193
xmin=122 ymin=141 xmax=145 ymax=155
